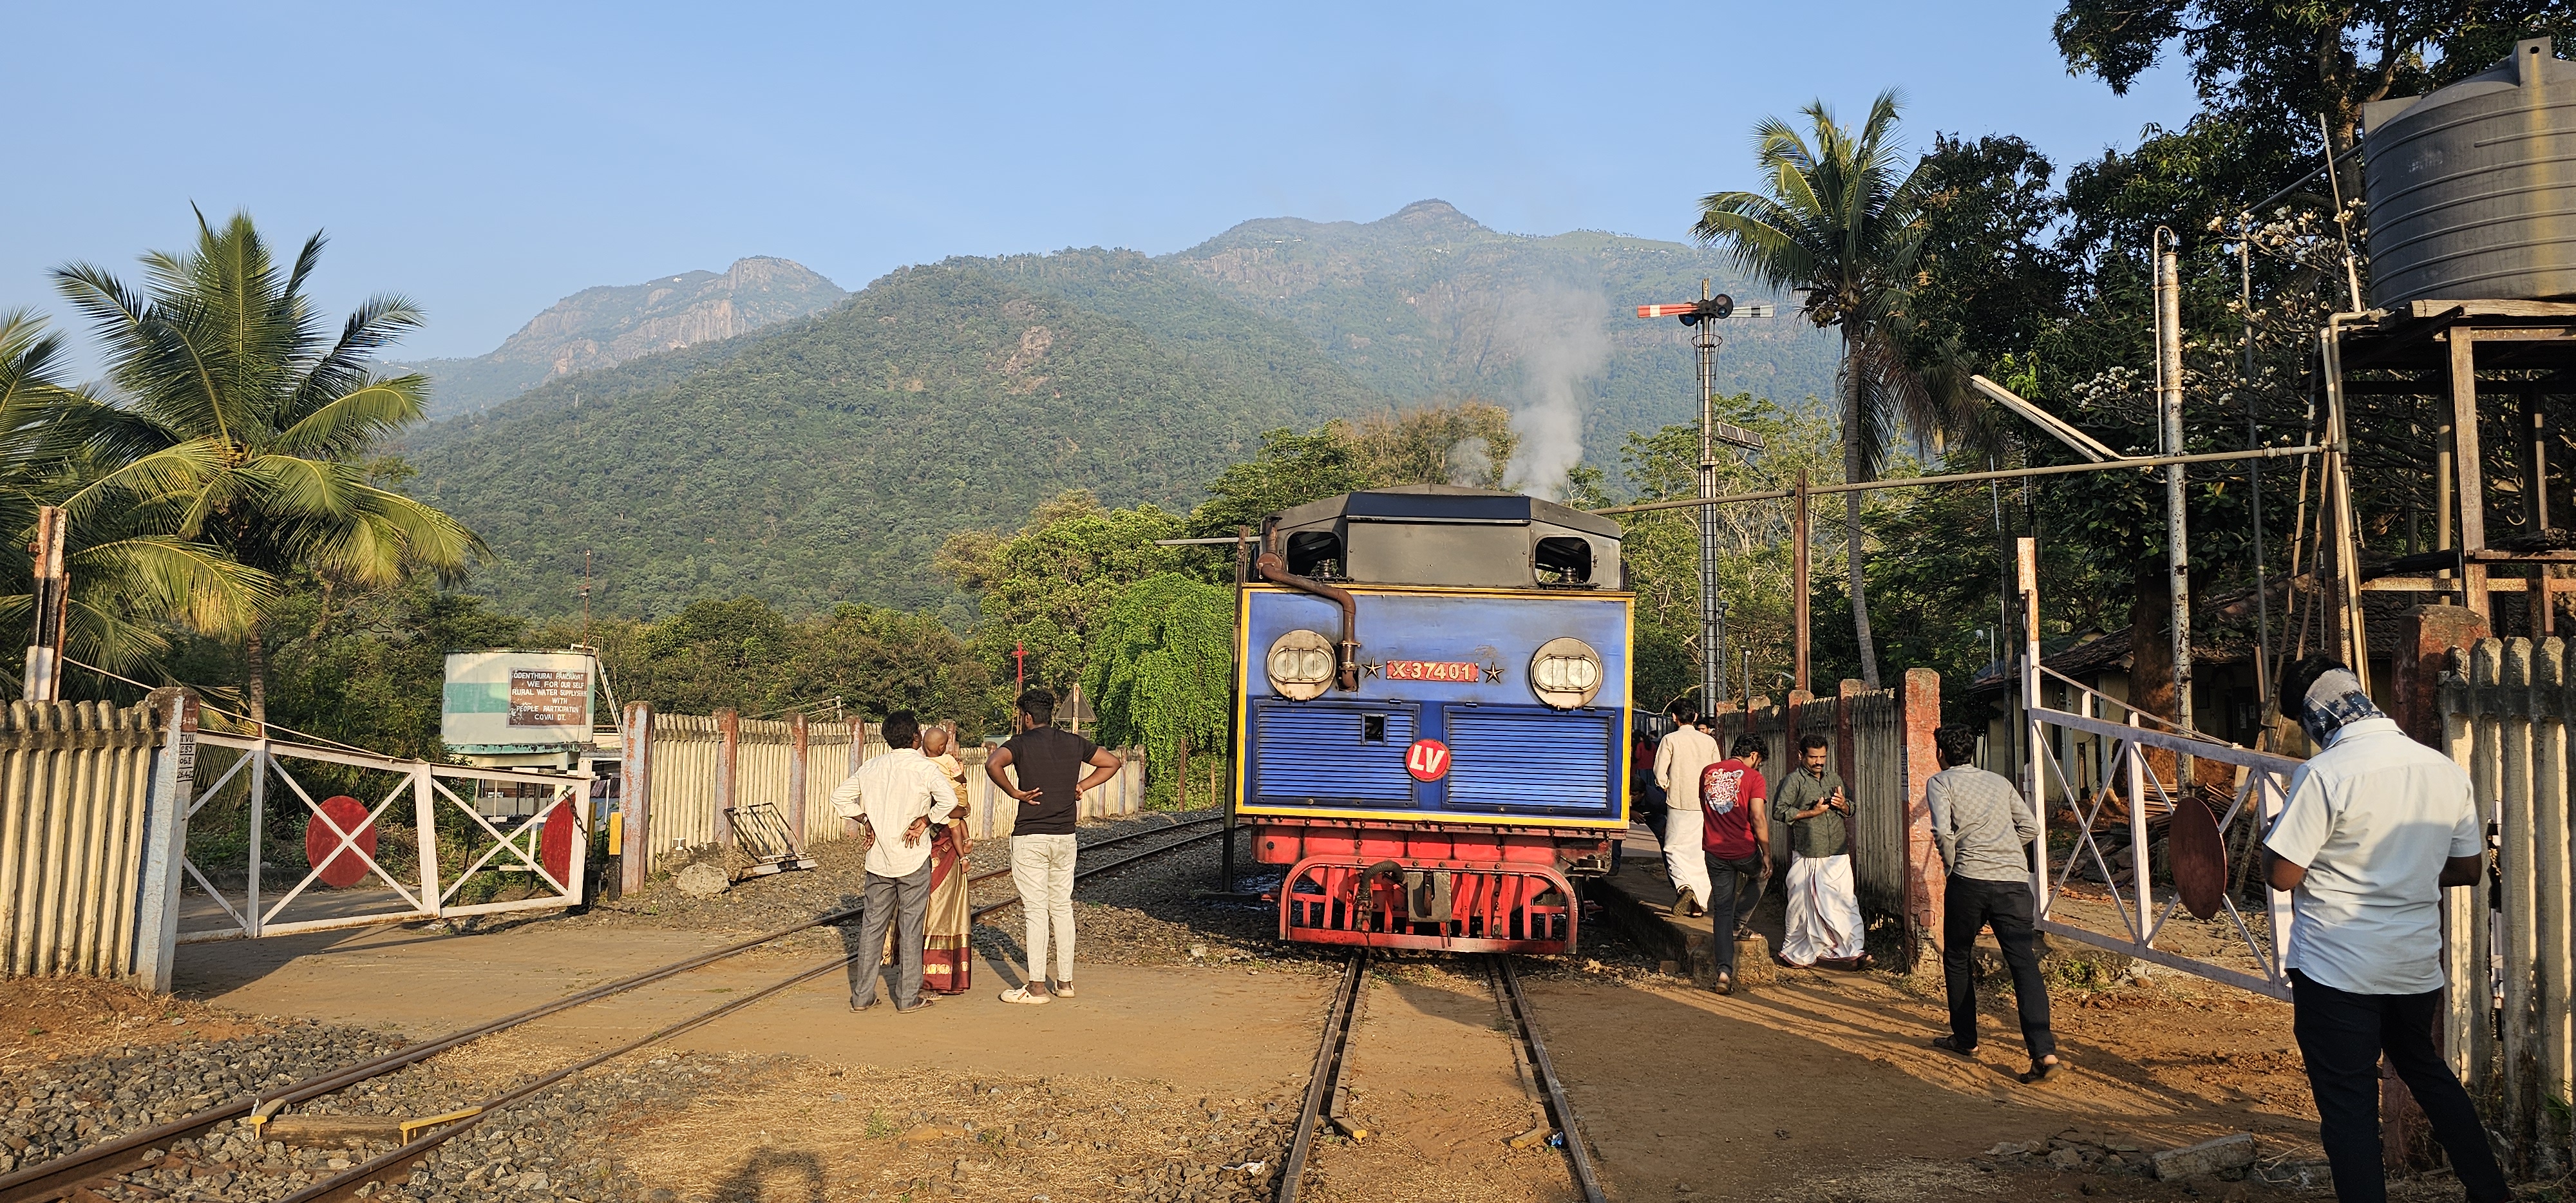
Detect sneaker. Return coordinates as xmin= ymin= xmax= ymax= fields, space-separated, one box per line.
xmin=999 ymin=986 xmax=1052 ymax=1005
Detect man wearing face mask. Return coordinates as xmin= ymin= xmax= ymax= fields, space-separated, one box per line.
xmin=2263 ymin=655 xmax=2504 ymax=1203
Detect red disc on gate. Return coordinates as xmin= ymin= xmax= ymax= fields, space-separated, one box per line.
xmin=1405 ymin=738 xmax=1452 ymax=782
xmin=303 ymin=795 xmax=376 ymax=889
xmin=538 ymin=801 xmax=574 ymax=886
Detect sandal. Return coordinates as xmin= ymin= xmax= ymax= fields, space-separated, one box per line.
xmin=2019 ymin=1055 xmax=2061 ymax=1084
xmin=1931 ymin=1035 xmax=1977 ymax=1059
xmin=999 ymin=986 xmax=1052 ymax=1005
xmin=1712 ymin=970 xmax=1734 ymax=996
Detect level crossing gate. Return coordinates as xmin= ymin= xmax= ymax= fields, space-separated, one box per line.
xmin=175 ymin=728 xmax=591 ymax=947
xmin=2011 ymin=539 xmax=2299 ymax=1000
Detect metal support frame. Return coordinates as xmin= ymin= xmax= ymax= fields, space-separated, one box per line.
xmin=174 ymin=732 xmax=592 ymax=943
xmin=2017 ymin=536 xmax=2300 ymax=999
xmin=1278 ymin=856 xmax=1578 ymax=954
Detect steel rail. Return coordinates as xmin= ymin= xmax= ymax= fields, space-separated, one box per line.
xmin=0 ymin=907 xmax=856 ymax=1203
xmin=965 ymin=813 xmax=1226 ymax=889
xmin=1276 ymin=951 xmax=1368 ymax=1203
xmin=5 ymin=815 xmax=1227 ymax=1202
xmin=237 ymin=820 xmax=1240 ymax=1202
xmin=971 ymin=823 xmax=1233 ymax=920
xmin=1496 ymin=956 xmax=1607 ymax=1203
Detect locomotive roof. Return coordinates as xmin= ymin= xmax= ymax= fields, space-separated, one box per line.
xmin=1269 ymin=485 xmax=1622 ymax=540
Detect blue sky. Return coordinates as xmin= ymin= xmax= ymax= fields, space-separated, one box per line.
xmin=3 ymin=2 xmax=2197 ymax=363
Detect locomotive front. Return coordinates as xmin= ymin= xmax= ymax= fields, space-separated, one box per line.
xmin=1233 ymin=486 xmax=1631 ymax=954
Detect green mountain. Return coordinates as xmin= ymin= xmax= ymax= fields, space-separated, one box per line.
xmin=403 ymin=263 xmax=1390 ymax=618
xmin=401 ymin=201 xmax=1837 ymax=620
xmin=1157 ymin=200 xmax=1838 ymax=458
xmin=395 ymin=256 xmax=846 ymax=418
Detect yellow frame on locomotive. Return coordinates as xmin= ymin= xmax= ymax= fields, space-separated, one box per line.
xmin=1231 ymin=582 xmax=1634 ymax=828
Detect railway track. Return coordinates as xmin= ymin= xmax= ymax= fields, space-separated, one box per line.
xmin=0 ymin=813 xmax=1232 ymax=1203
xmin=1276 ymin=951 xmax=1606 ymax=1203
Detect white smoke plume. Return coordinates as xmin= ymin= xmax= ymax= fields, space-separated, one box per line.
xmin=1501 ymin=283 xmax=1609 ymax=500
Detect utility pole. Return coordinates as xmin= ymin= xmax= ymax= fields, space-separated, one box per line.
xmin=2154 ymin=234 xmax=2195 ymax=786
xmin=24 ymin=506 xmax=67 ymax=702
xmin=1012 ymin=641 xmax=1029 ymax=692
xmin=1792 ymin=468 xmax=1812 ymax=694
xmin=1636 ymin=282 xmax=1772 ymax=713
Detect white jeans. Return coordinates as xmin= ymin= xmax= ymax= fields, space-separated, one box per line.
xmin=1781 ymin=853 xmax=1867 ymax=964
xmin=1661 ymin=804 xmax=1711 ymax=909
xmin=1012 ymin=833 xmax=1078 ymax=983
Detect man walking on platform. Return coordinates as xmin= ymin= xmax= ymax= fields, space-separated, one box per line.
xmin=1653 ymin=702 xmax=1721 ymax=918
xmin=1700 ymin=735 xmax=1770 ymax=995
xmin=985 ymin=688 xmax=1122 ymax=1005
xmin=1775 ymin=733 xmax=1869 ymax=970
xmin=829 ymin=711 xmax=952 ymax=1014
xmin=1926 ymin=723 xmax=2058 ymax=1081
xmin=2264 ymin=656 xmax=2505 ymax=1203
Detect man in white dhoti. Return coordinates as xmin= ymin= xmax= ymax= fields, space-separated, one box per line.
xmin=1651 ymin=702 xmax=1721 ymax=917
xmin=1773 ymin=734 xmax=1870 ymax=969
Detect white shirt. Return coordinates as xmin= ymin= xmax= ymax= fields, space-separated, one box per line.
xmin=1653 ymin=727 xmax=1721 ymax=799
xmin=2262 ymin=717 xmax=2482 ymax=995
xmin=829 ymin=747 xmax=952 ymax=878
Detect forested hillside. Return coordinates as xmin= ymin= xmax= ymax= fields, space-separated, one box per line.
xmin=402 ymin=264 xmax=1393 ymax=618
xmin=1163 ymin=200 xmax=1839 ymax=452
xmin=400 ymin=201 xmax=1839 ymax=622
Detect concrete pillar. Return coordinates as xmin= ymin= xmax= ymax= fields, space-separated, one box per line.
xmin=714 ymin=708 xmax=739 ymax=848
xmin=2389 ymin=604 xmax=2491 ymax=749
xmin=786 ymin=712 xmax=809 ymax=853
xmin=1900 ymin=668 xmax=1944 ymax=971
xmin=620 ymin=703 xmax=654 ymax=894
xmin=131 ymin=688 xmax=198 ymax=994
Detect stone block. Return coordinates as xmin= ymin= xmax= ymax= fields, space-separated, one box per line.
xmin=675 ymin=862 xmax=729 ymax=897
xmin=2151 ymin=1133 xmax=2255 ymax=1180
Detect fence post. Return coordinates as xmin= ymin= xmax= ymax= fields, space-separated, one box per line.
xmin=2441 ymin=650 xmax=2481 ymax=1080
xmin=786 ymin=712 xmax=809 ymax=853
xmin=2532 ymin=638 xmax=2573 ymax=1161
xmin=1899 ymin=669 xmax=1942 ymax=972
xmin=131 ymin=689 xmax=197 ymax=994
xmin=2501 ymin=639 xmax=2539 ymax=1156
xmin=714 ymin=708 xmax=739 ymax=848
xmin=2470 ymin=639 xmax=2506 ymax=1098
xmin=621 ymin=703 xmax=654 ymax=893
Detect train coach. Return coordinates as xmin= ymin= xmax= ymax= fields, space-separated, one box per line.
xmin=1234 ymin=484 xmax=1631 ymax=954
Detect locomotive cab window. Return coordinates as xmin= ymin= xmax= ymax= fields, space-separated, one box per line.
xmin=1535 ymin=536 xmax=1593 ymax=586
xmin=1286 ymin=531 xmax=1344 ymax=579
xmin=1361 ymin=714 xmax=1387 ymax=743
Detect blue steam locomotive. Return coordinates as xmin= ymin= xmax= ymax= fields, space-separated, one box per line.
xmin=1233 ymin=485 xmax=1631 ymax=954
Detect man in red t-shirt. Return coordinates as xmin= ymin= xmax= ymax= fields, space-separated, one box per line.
xmin=1698 ymin=735 xmax=1773 ymax=994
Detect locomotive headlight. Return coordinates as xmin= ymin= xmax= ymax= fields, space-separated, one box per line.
xmin=1267 ymin=629 xmax=1337 ymax=701
xmin=1529 ymin=638 xmax=1604 ymax=709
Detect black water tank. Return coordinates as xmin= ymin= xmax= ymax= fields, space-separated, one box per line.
xmin=2362 ymin=37 xmax=2576 ymax=307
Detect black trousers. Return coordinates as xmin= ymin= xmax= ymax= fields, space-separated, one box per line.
xmin=1940 ymin=876 xmax=2056 ymax=1059
xmin=2289 ymin=970 xmax=2506 ymax=1203
xmin=1706 ymin=854 xmax=1766 ymax=974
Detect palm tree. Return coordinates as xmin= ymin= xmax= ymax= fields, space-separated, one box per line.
xmin=0 ymin=309 xmax=271 ymax=677
xmin=1695 ymin=91 xmax=1967 ymax=687
xmin=52 ymin=210 xmax=484 ymax=726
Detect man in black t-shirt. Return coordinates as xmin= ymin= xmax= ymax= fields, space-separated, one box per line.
xmin=985 ymin=688 xmax=1122 ymax=1004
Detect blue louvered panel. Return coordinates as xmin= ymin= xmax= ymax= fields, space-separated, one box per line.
xmin=1251 ymin=703 xmax=1418 ymax=805
xmin=1445 ymin=710 xmax=1615 ymax=812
